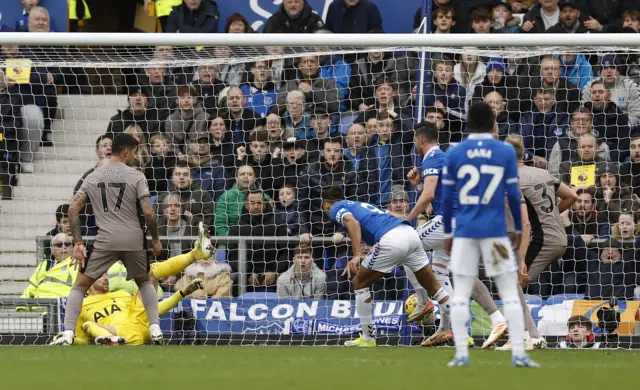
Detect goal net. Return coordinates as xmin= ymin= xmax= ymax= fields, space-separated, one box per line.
xmin=0 ymin=32 xmax=639 ymax=348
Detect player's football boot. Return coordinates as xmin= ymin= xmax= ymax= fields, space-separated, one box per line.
xmin=512 ymin=355 xmax=540 ymax=368
xmin=481 ymin=321 xmax=508 ymax=349
xmin=344 ymin=334 xmax=376 ymax=347
xmin=496 ymin=337 xmax=548 ymax=352
xmin=195 ymin=222 xmax=213 ymax=259
xmin=407 ymin=301 xmax=435 ymax=323
xmin=447 ymin=356 xmax=470 ymax=367
xmin=149 ymin=324 xmax=164 ymax=345
xmin=420 ymin=329 xmax=453 ymax=347
xmin=526 ymin=337 xmax=548 ymax=350
xmin=95 ymin=335 xmax=126 ymax=346
xmin=181 ymin=278 xmax=204 ymax=297
xmin=49 ymin=332 xmax=74 ymax=346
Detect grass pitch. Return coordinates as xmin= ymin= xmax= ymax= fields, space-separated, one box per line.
xmin=0 ymin=346 xmax=636 ymax=390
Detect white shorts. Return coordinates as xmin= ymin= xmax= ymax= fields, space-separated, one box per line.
xmin=449 ymin=237 xmax=518 ymax=278
xmin=416 ymin=215 xmax=450 ymax=268
xmin=362 ymin=224 xmax=429 ymax=274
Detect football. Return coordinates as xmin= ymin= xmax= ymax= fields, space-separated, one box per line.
xmin=405 ymin=294 xmax=438 ymax=327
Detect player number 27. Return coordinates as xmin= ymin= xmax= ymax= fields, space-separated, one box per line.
xmin=97 ymin=182 xmax=127 ymax=213
xmin=458 ymin=164 xmax=504 ymax=205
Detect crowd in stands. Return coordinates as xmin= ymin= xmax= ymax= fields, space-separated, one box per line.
xmin=2 ymin=1 xmax=640 ymax=309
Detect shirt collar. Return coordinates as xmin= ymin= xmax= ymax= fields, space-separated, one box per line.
xmin=467 ymin=133 xmax=494 ymax=140
xmin=426 ymin=145 xmax=440 ymax=155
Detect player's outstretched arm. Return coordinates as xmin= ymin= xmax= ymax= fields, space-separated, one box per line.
xmin=406 ymin=175 xmax=438 ymax=222
xmin=556 ymin=182 xmax=579 ymax=214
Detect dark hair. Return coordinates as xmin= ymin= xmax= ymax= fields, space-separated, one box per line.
xmin=466 ymin=102 xmax=495 ymax=133
xmin=567 ymin=315 xmax=593 ymax=331
xmin=111 ymin=133 xmax=139 ymax=155
xmin=471 ymin=8 xmax=491 ymax=23
xmin=434 ymin=4 xmax=456 ymax=20
xmin=246 ymin=183 xmax=265 ymax=199
xmin=322 ymin=185 xmax=345 ymax=203
xmin=426 ymin=106 xmax=446 ymax=117
xmin=224 ymin=13 xmax=250 ymax=33
xmin=534 ymin=87 xmax=556 ymax=98
xmin=249 ymin=129 xmax=269 ymax=143
xmin=95 ymin=134 xmax=112 ymax=149
xmin=279 ymin=183 xmax=297 ymax=196
xmin=576 ymin=186 xmax=596 ymax=198
xmin=324 ymin=136 xmax=344 ymax=149
xmin=505 ymin=136 xmax=524 ymax=160
xmin=414 ymin=122 xmax=439 ymax=143
xmin=55 ymin=204 xmax=70 ymax=223
xmin=377 ymin=109 xmax=397 ymax=124
xmin=176 ymin=84 xmax=197 ymax=97
xmin=174 ymin=160 xmax=190 ymax=170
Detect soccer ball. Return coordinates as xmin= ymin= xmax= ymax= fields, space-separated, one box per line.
xmin=405 ymin=293 xmax=420 ymax=317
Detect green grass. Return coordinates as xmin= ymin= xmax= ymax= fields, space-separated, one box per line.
xmin=0 ymin=346 xmax=637 ymax=390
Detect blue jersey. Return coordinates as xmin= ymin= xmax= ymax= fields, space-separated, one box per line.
xmin=329 ymin=200 xmax=408 ymax=246
xmin=441 ymin=133 xmax=523 ymax=238
xmin=421 ymin=146 xmax=446 ymax=216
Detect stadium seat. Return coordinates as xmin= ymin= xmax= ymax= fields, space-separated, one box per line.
xmin=544 ymin=294 xmax=586 ymax=305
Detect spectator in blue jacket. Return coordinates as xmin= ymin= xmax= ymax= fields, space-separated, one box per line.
xmin=366 ymin=110 xmax=412 ymax=205
xmin=423 ymin=59 xmax=467 ymax=142
xmin=483 ymin=90 xmax=520 ymax=140
xmin=15 ymin=0 xmax=39 ymax=32
xmin=274 ymin=184 xmax=310 ymax=237
xmin=325 ymin=0 xmax=382 ymax=34
xmin=519 ymin=88 xmax=569 ymax=167
xmin=166 ymin=0 xmax=220 ymax=33
xmin=556 ymin=53 xmax=593 ymax=91
xmin=262 ymin=0 xmax=325 ymax=34
xmin=185 ymin=132 xmax=226 ymax=201
xmin=317 ymin=40 xmax=351 ymax=112
xmin=240 ymin=60 xmax=279 ymax=117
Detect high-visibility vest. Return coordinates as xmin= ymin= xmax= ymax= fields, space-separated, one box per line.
xmin=21 ymin=257 xmax=77 ymax=299
xmin=107 ymin=261 xmax=139 ymax=295
xmin=107 ymin=261 xmax=164 ymax=298
xmin=68 ymin=0 xmax=92 ymax=20
xmin=155 ymin=0 xmax=182 ymax=18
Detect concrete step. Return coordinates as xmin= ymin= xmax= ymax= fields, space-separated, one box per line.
xmin=40 ymin=145 xmax=98 ymax=160
xmin=0 ymin=229 xmax=57 ymax=241
xmin=0 ymin=267 xmax=34 ymax=282
xmin=51 ymin=120 xmax=111 ymax=139
xmin=0 ymin=199 xmax=64 ymax=215
xmin=0 ymin=281 xmax=27 ymax=296
xmin=0 ymin=254 xmax=38 ymax=267
xmin=19 ymin=173 xmax=82 ymax=189
xmin=0 ymin=214 xmax=53 ymax=230
xmin=13 ymin=186 xmax=72 ymax=202
xmin=58 ymin=94 xmax=128 ymax=109
xmin=0 ymin=239 xmax=37 ymax=252
xmin=26 ymin=158 xmax=95 ymax=174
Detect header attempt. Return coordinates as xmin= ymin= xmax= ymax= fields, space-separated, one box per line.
xmin=1 ymin=32 xmax=640 ymax=48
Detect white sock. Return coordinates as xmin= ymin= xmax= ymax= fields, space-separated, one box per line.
xmin=404 ymin=266 xmax=429 ymax=305
xmin=434 ymin=271 xmax=454 ymax=331
xmin=494 ymin=272 xmax=526 ymax=358
xmin=355 ymin=288 xmax=375 ymax=342
xmin=489 ymin=310 xmax=505 ymax=325
xmin=451 ymin=274 xmax=475 ymax=359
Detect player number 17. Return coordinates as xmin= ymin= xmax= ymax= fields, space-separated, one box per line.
xmin=457 ymin=164 xmax=504 ymax=205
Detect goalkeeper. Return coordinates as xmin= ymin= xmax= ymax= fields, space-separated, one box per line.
xmin=58 ymin=223 xmax=212 ymax=346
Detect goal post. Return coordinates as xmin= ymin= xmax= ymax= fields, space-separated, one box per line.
xmin=1 ymin=32 xmax=639 ymax=347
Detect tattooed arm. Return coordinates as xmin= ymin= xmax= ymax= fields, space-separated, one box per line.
xmin=69 ymin=191 xmax=88 ymax=243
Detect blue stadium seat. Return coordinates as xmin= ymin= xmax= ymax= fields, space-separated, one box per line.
xmin=523 ymin=294 xmax=543 ymax=305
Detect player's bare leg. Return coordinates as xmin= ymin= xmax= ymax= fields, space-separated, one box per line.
xmin=404 ymin=266 xmax=432 ymax=323
xmin=50 ymin=272 xmax=96 ymax=346
xmin=344 ymin=268 xmax=385 ymax=347
xmin=419 ymin=263 xmax=453 ymax=347
xmin=412 ymin=264 xmax=451 ymax=320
